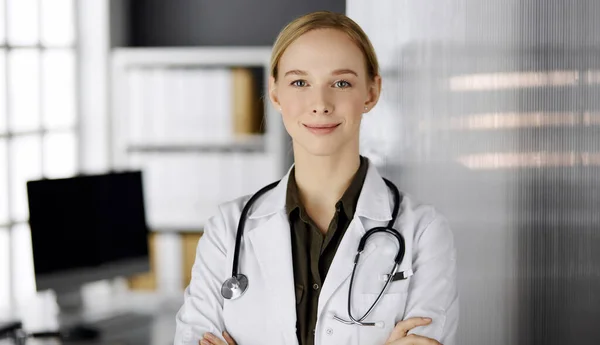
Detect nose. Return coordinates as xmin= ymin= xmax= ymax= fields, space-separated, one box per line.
xmin=311 ymin=88 xmax=334 ymax=115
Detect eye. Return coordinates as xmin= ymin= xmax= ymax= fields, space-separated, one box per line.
xmin=334 ymin=80 xmax=352 ymax=88
xmin=291 ymin=80 xmax=307 ymax=87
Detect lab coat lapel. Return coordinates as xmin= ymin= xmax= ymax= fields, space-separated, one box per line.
xmin=244 ymin=160 xmax=394 ymax=339
xmin=317 ymin=216 xmax=376 ymax=317
xmin=317 ymin=161 xmax=394 ymax=318
xmin=247 ymin=212 xmax=297 ymax=344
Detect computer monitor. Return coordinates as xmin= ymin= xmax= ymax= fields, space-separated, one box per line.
xmin=26 ymin=171 xmax=150 ymax=311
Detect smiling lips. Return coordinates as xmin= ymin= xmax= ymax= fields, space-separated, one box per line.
xmin=303 ymin=123 xmax=341 ymax=135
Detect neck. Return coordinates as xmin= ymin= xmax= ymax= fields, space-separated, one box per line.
xmin=292 ymin=144 xmax=361 ymax=215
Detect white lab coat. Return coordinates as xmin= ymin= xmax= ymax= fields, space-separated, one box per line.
xmin=174 ymin=161 xmax=459 ymax=345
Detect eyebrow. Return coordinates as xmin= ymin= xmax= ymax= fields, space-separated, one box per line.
xmin=283 ymin=68 xmax=359 ymax=78
xmin=331 ymin=68 xmax=359 ymax=77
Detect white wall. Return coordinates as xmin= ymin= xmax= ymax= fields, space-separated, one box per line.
xmin=78 ymin=0 xmax=111 ymax=174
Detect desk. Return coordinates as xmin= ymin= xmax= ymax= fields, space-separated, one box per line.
xmin=1 ymin=293 xmax=181 ymax=345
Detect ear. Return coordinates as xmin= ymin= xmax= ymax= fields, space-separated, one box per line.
xmin=364 ymin=75 xmax=382 ymax=112
xmin=268 ymin=76 xmax=281 ymax=111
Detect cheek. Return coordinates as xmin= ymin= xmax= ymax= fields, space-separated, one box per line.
xmin=334 ymin=94 xmax=365 ymax=125
xmin=278 ymin=92 xmax=305 ymax=117
xmin=277 ymin=94 xmax=303 ymax=135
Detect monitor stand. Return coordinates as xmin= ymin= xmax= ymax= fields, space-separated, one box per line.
xmin=53 ymin=289 xmax=102 ymax=341
xmin=48 ymin=283 xmax=153 ymax=342
xmin=55 ymin=288 xmax=85 ymax=314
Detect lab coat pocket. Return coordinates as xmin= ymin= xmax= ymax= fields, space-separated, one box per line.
xmin=356 ymin=287 xmax=409 ymax=321
xmin=355 ymin=291 xmax=409 ymax=345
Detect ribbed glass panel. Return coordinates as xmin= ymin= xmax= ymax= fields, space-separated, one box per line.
xmin=349 ymin=0 xmax=600 ymax=344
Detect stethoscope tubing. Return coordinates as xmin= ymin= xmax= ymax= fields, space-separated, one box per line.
xmin=224 ymin=175 xmax=406 ymax=329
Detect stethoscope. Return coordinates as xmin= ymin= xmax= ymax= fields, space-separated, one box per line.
xmin=220 ymin=177 xmax=411 ymax=328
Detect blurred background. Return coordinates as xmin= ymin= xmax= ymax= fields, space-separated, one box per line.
xmin=0 ymin=0 xmax=599 ymax=344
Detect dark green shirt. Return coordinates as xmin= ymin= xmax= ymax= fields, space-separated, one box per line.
xmin=285 ymin=156 xmax=369 ymax=345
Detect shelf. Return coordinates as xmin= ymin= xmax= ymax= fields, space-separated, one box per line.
xmin=112 ymin=47 xmax=273 ymax=69
xmin=111 ymin=46 xmax=288 ymax=174
xmin=126 ymin=135 xmax=266 ymax=154
xmin=110 ymin=47 xmax=288 ymax=231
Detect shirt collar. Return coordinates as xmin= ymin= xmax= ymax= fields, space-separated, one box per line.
xmin=284 ymin=156 xmax=369 ymax=222
xmin=248 ymin=156 xmax=392 ymax=222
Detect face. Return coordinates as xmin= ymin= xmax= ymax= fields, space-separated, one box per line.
xmin=269 ymin=28 xmax=381 ymax=157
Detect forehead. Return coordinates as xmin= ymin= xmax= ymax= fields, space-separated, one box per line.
xmin=279 ymin=28 xmax=366 ymax=76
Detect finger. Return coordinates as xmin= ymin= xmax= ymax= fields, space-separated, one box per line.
xmin=386 ymin=317 xmax=433 ymax=342
xmin=202 ymin=333 xmax=224 ymax=345
xmin=222 ymin=331 xmax=237 ymax=345
xmin=200 ymin=336 xmax=217 ymax=345
xmin=394 ymin=334 xmax=441 ymax=345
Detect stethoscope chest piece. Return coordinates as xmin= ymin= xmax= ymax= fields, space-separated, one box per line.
xmin=221 ymin=274 xmax=249 ymax=300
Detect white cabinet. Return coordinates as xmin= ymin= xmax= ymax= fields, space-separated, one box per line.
xmin=111 ymin=47 xmax=288 ymax=232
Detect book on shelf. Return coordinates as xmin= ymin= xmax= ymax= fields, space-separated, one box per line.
xmin=122 ymin=65 xmax=275 ymax=231
xmin=232 ymin=67 xmax=264 ymax=137
xmin=126 ymin=66 xmax=264 ymax=146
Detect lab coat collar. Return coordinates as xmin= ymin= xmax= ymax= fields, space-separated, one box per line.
xmin=247 ymin=165 xmax=293 ymax=220
xmin=355 ymin=159 xmax=393 ymax=222
xmin=247 ymin=157 xmax=392 ymax=222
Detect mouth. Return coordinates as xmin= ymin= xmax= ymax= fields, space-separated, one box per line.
xmin=303 ymin=123 xmax=341 ymax=129
xmin=302 ymin=123 xmax=341 ymax=135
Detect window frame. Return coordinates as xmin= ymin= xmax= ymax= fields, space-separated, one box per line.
xmin=0 ymin=0 xmax=79 ymax=311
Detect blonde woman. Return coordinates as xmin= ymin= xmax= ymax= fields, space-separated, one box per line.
xmin=175 ymin=11 xmax=458 ymax=345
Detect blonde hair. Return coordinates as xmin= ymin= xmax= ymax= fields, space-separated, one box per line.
xmin=270 ymin=11 xmax=379 ymax=82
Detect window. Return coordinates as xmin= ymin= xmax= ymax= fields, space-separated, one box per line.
xmin=0 ymin=0 xmax=77 ymax=312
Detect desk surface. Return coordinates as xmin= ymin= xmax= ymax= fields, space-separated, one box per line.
xmin=0 ymin=315 xmax=175 ymax=345
xmin=1 ymin=293 xmax=182 ymax=345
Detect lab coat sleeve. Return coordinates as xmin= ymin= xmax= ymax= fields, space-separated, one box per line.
xmin=174 ymin=206 xmax=230 ymax=345
xmin=403 ymin=212 xmax=459 ymax=345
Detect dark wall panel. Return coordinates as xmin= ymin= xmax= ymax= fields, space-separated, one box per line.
xmin=128 ymin=0 xmax=345 ymax=46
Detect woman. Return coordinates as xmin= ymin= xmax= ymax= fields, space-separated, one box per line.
xmin=175 ymin=11 xmax=458 ymax=345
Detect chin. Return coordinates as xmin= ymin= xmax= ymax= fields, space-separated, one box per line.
xmin=304 ymin=148 xmax=340 ymax=157
xmin=296 ymin=139 xmax=346 ymax=157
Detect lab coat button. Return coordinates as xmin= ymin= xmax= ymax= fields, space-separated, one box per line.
xmin=326 ymin=328 xmax=333 ymax=335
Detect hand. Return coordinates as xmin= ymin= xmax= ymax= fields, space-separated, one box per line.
xmin=384 ymin=317 xmax=441 ymax=345
xmin=200 ymin=331 xmax=237 ymax=345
